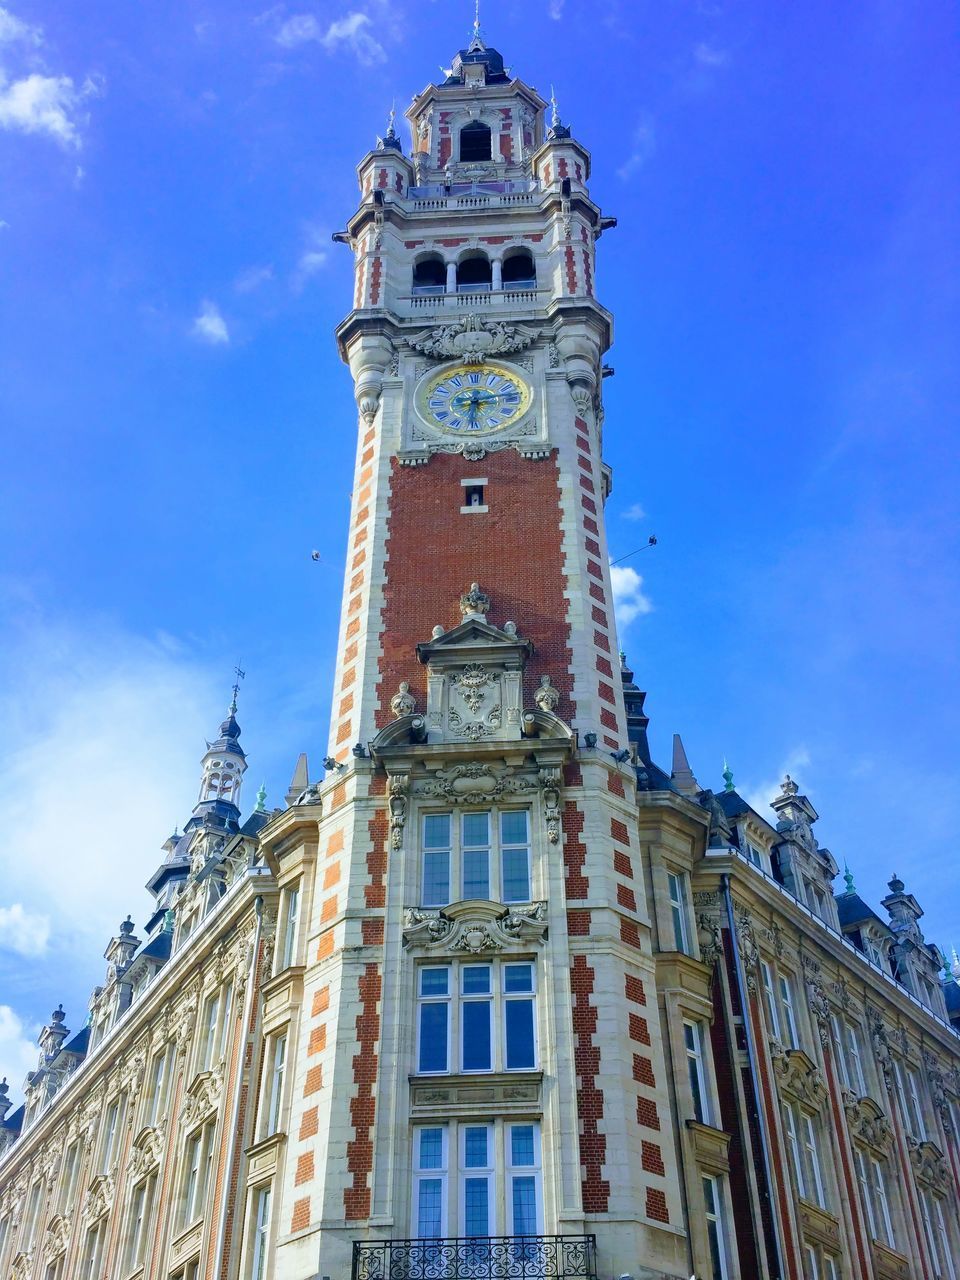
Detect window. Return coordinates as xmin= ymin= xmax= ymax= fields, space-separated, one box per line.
xmin=201 ymin=983 xmax=234 ymax=1071
xmin=683 ymin=1021 xmax=712 ymax=1125
xmin=702 ymin=1175 xmax=730 ymax=1280
xmin=79 ymin=1221 xmax=106 ymax=1280
xmin=23 ymin=1180 xmax=44 ymax=1250
xmin=744 ymin=841 xmax=764 ymax=868
xmin=667 ymin=871 xmax=691 ymax=952
xmin=182 ymin=1119 xmax=217 ymax=1226
xmin=100 ymin=1096 xmax=124 ymax=1173
xmin=783 ymin=1101 xmax=826 ymax=1208
xmin=250 ymin=1186 xmax=272 ymax=1280
xmin=416 ymin=961 xmax=536 ymax=1075
xmin=804 ymin=1245 xmax=840 ymax=1280
xmin=280 ymin=885 xmax=300 ymax=970
xmin=125 ymin=1171 xmax=158 ymax=1273
xmin=147 ymin=1044 xmax=174 ymax=1126
xmin=893 ymin=1059 xmax=926 ymax=1139
xmin=412 ymin=1122 xmax=542 ymax=1238
xmin=760 ymin=962 xmax=800 ymax=1047
xmin=459 ymin=121 xmax=492 ymax=163
xmin=412 ymin=256 xmax=446 ymax=295
xmin=172 ymin=1265 xmax=200 ymax=1280
xmin=501 ymin=251 xmax=536 ymax=289
xmin=456 ymin=254 xmax=493 ymax=293
xmin=0 ymin=1218 xmax=8 ymax=1270
xmin=831 ymin=1015 xmax=866 ymax=1096
xmin=421 ymin=811 xmax=531 ymax=907
xmin=265 ymin=1033 xmax=287 ymax=1136
xmin=921 ymin=1189 xmax=957 ymax=1280
xmin=44 ymin=1258 xmax=65 ymax=1280
xmin=855 ymin=1148 xmax=895 ymax=1248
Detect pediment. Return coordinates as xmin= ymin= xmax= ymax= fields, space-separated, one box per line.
xmin=842 ymin=1090 xmax=893 ymax=1155
xmin=417 ymin=618 xmax=534 ymax=669
xmin=403 ymin=901 xmax=548 ymax=953
xmin=180 ymin=1064 xmax=223 ymax=1127
xmin=908 ymin=1138 xmax=950 ymax=1192
xmin=770 ymin=1043 xmax=828 ymax=1111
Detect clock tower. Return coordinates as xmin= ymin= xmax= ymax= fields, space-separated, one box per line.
xmin=271 ymin=22 xmax=689 ymax=1280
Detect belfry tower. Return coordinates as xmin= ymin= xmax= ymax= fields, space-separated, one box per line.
xmin=267 ymin=22 xmax=687 ymax=1280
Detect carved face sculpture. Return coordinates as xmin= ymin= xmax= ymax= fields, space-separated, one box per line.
xmin=417 ymin=362 xmax=531 ymax=434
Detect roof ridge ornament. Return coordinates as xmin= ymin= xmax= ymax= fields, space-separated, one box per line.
xmin=459 ymin=582 xmax=491 ymax=621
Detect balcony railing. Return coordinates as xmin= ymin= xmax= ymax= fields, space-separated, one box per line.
xmin=352 ymin=1236 xmax=598 ymax=1280
xmin=401 ymin=289 xmax=544 ymax=312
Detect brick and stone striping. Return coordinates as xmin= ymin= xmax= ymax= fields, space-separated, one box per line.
xmin=570 ymin=954 xmax=610 ymax=1211
xmin=344 ymin=962 xmax=382 ymax=1219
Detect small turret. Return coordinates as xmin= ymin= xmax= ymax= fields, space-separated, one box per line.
xmin=37 ymin=1005 xmax=69 ymax=1061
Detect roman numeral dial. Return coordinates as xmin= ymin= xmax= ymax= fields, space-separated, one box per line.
xmin=416 ymin=363 xmax=532 ymax=435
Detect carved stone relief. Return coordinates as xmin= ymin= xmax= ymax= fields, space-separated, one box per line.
xmin=389 ymin=773 xmax=410 ymax=851
xmin=403 ymin=902 xmax=548 ymax=953
xmin=769 ymin=1043 xmax=828 ymax=1111
xmin=410 ymin=315 xmax=538 ymax=366
xmin=843 ymin=1090 xmax=893 ymax=1154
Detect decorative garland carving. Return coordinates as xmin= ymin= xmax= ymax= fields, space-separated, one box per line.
xmin=43 ymin=1215 xmax=70 ymax=1262
xmin=843 ymin=1090 xmax=893 ymax=1154
xmin=409 ymin=314 xmax=538 ymax=365
xmin=907 ymin=1138 xmax=951 ymax=1193
xmin=403 ymin=902 xmax=548 ymax=954
xmin=538 ymin=767 xmax=562 ymax=845
xmin=735 ymin=909 xmax=760 ymax=993
xmin=419 ymin=762 xmax=534 ymax=806
xmin=405 ymin=415 xmax=542 ymax=465
xmin=389 ymin=773 xmax=410 ymax=851
xmin=180 ymin=1063 xmax=224 ymax=1128
xmin=127 ymin=1122 xmax=166 ymax=1179
xmin=81 ymin=1174 xmax=113 ymax=1224
xmin=770 ymin=1042 xmax=828 ymax=1111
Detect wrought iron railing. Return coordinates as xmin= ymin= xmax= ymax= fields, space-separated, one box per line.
xmin=352 ymin=1235 xmax=598 ymax=1280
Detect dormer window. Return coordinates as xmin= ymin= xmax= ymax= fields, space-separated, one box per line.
xmin=459 ymin=121 xmax=492 ymax=163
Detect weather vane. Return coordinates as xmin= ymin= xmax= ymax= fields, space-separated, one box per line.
xmin=230 ymin=662 xmax=246 ymax=713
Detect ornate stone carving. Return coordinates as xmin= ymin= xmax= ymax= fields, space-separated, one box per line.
xmin=43 ymin=1214 xmax=69 ymax=1262
xmin=419 ymin=762 xmax=533 ymax=807
xmin=453 ymin=663 xmax=493 ymax=713
xmin=803 ymin=970 xmax=831 ymax=1049
xmin=570 ymin=385 xmax=593 ymax=419
xmin=406 ymin=414 xmax=542 ymax=464
xmin=697 ymin=913 xmax=723 ymax=969
xmin=867 ymin=1012 xmax=894 ymax=1090
xmin=410 ymin=314 xmax=537 ymax=365
xmin=923 ymin=1049 xmax=950 ymax=1122
xmin=390 ymin=681 xmax=416 ymax=718
xmin=907 ymin=1138 xmax=951 ymax=1192
xmin=833 ymin=975 xmax=852 ymax=1011
xmin=459 ymin=583 xmax=491 ymax=620
xmin=82 ymin=1174 xmax=113 ymax=1223
xmin=403 ymin=902 xmax=548 ymax=953
xmin=538 ymin=767 xmax=562 ymax=844
xmin=842 ymin=1090 xmax=893 ymax=1153
xmin=180 ymin=1063 xmax=224 ymax=1127
xmin=128 ymin=1123 xmax=166 ymax=1179
xmin=769 ymin=1043 xmax=828 ymax=1111
xmin=389 ymin=773 xmax=410 ymax=851
xmin=735 ymin=909 xmax=760 ymax=992
xmin=534 ymin=674 xmax=560 ymax=714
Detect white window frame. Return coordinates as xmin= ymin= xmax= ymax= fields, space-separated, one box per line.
xmin=249 ymin=1184 xmax=272 ymax=1280
xmin=778 ymin=974 xmax=800 ymax=1048
xmin=831 ymin=1014 xmax=866 ymax=1097
xmin=744 ymin=841 xmax=764 ymax=868
xmin=459 ymin=1123 xmax=494 ymax=1237
xmin=416 ymin=961 xmax=538 ymax=1076
xmin=265 ymin=1031 xmax=287 ymax=1136
xmin=125 ymin=1170 xmax=157 ymax=1273
xmin=667 ymin=870 xmax=691 ymax=953
xmin=182 ymin=1117 xmax=217 ymax=1226
xmin=784 ymin=1101 xmax=826 ymax=1208
xmin=421 ymin=810 xmax=532 ymax=908
xmin=702 ymin=1173 xmax=730 ymax=1280
xmin=23 ymin=1180 xmax=44 ymax=1250
xmin=100 ymin=1095 xmax=124 ymax=1174
xmin=279 ymin=884 xmax=300 ymax=970
xmin=79 ymin=1220 xmax=106 ymax=1280
xmin=761 ymin=961 xmax=782 ymax=1040
xmin=412 ymin=1126 xmax=449 ymax=1238
xmin=683 ymin=1020 xmax=712 ymax=1125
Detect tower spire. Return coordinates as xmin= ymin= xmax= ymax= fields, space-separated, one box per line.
xmin=547 ymin=85 xmax=571 ymax=140
xmin=230 ymin=661 xmax=245 ymax=714
xmin=469 ymin=0 xmax=484 ymax=50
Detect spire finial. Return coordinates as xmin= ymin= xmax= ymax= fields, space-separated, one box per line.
xmin=229 ymin=662 xmax=245 ymax=714
xmin=469 ymin=0 xmax=485 ymax=50
xmin=722 ymin=758 xmax=735 ymax=792
xmin=952 ymin=948 xmax=960 ymax=980
xmin=255 ymin=782 xmax=267 ymax=813
xmin=843 ymin=863 xmax=856 ymax=894
xmin=550 ymin=84 xmax=560 ymax=130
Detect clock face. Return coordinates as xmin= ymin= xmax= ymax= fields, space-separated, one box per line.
xmin=417 ymin=363 xmax=532 ymax=435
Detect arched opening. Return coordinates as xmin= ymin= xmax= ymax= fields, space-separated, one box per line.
xmin=459 ymin=121 xmax=492 ymax=163
xmin=457 ymin=254 xmax=492 ymax=293
xmin=501 ymin=250 xmax=536 ymax=290
xmin=412 ymin=255 xmax=446 ymax=295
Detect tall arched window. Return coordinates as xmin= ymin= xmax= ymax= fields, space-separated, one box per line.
xmin=502 ymin=250 xmax=536 ymax=290
xmin=459 ymin=122 xmax=492 ymax=163
xmin=457 ymin=254 xmax=492 ymax=293
xmin=412 ymin=255 xmax=446 ymax=295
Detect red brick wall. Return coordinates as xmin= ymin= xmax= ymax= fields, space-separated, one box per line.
xmin=570 ymin=955 xmax=610 ymax=1211
xmin=344 ymin=963 xmax=382 ymax=1219
xmin=377 ymin=451 xmax=574 ymax=727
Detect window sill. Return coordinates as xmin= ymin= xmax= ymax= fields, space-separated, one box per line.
xmin=870 ymin=1240 xmax=910 ymax=1280
xmin=409 ymin=1070 xmax=542 ymax=1115
xmin=460 ymin=505 xmax=489 ymax=514
xmin=684 ymin=1119 xmax=731 ymax=1176
xmin=796 ymin=1199 xmax=840 ymax=1252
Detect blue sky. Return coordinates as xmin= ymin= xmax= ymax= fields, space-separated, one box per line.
xmin=1 ymin=0 xmax=958 ymax=1092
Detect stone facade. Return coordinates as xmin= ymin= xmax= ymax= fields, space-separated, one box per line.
xmin=1 ymin=24 xmax=959 ymax=1280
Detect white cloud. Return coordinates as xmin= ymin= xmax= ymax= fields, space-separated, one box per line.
xmin=0 ymin=904 xmax=50 ymax=957
xmin=548 ymin=0 xmax=565 ymax=18
xmin=742 ymin=747 xmax=812 ymax=817
xmin=694 ymin=41 xmax=729 ymax=67
xmin=617 ymin=113 xmax=656 ymax=180
xmin=293 ymin=225 xmax=329 ymax=289
xmin=275 ymin=10 xmax=385 ymax=65
xmin=621 ymin=502 xmax=646 ymax=521
xmin=234 ymin=264 xmax=274 ymax=293
xmin=610 ymin=565 xmax=653 ymax=629
xmin=0 ymin=5 xmax=41 ymax=45
xmin=0 ymin=70 xmax=97 ymax=148
xmin=0 ymin=601 xmax=221 ymax=959
xmin=0 ymin=1005 xmax=37 ymax=1094
xmin=191 ymin=299 xmax=230 ymax=344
